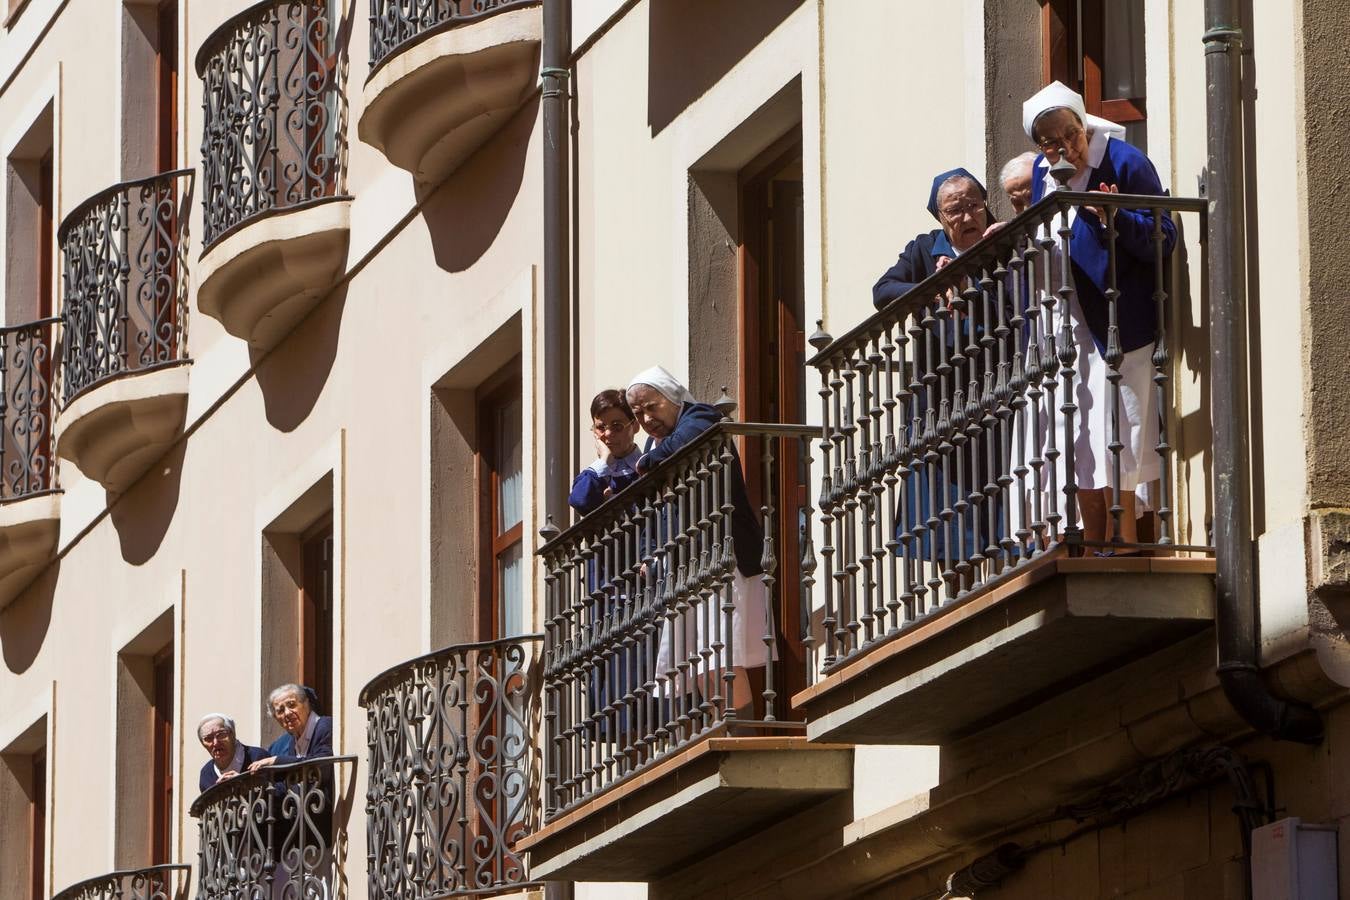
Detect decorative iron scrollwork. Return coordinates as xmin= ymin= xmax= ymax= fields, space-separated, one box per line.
xmin=190 ymin=755 xmax=358 ymax=900
xmin=51 ymin=864 xmax=191 ymax=900
xmin=360 ymin=635 xmax=542 ymax=899
xmin=198 ymin=0 xmax=348 ymax=249
xmin=0 ymin=318 xmax=59 ymax=501
xmin=58 ymin=170 xmax=194 ymax=406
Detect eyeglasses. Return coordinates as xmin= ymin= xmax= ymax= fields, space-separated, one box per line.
xmin=592 ymin=419 xmax=634 ymax=434
xmin=1035 ymin=125 xmax=1084 ymax=152
xmin=201 ymin=730 xmax=233 ymax=745
xmin=938 ymin=200 xmax=984 ymax=221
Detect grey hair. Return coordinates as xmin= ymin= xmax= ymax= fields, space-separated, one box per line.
xmin=197 ymin=713 xmax=236 ymax=741
xmin=999 ymin=151 xmax=1039 ymax=187
xmin=267 ymin=683 xmax=308 ymax=710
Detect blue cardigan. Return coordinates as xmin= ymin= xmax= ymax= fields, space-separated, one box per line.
xmin=198 ymin=743 xmax=269 ymax=793
xmin=267 ymin=714 xmax=334 ymax=764
xmin=638 ymin=402 xmax=764 ymax=577
xmin=1029 ymin=138 xmax=1177 ymax=353
xmin=872 ymin=229 xmax=955 ymax=309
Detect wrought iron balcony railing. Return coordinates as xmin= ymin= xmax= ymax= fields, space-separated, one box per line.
xmin=540 ymin=421 xmax=816 ymax=819
xmin=189 ymin=755 xmax=357 ymax=900
xmin=197 ymin=0 xmax=348 ymax=249
xmin=361 ymin=634 xmax=542 ymax=899
xmin=0 ymin=317 xmax=59 ymax=501
xmin=806 ymin=189 xmax=1207 ymax=678
xmin=59 ymin=170 xmax=194 ymax=406
xmin=368 ymin=0 xmax=540 ymax=74
xmin=51 ymin=864 xmax=191 ymax=900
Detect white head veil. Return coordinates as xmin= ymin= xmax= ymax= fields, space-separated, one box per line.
xmin=626 ymin=366 xmax=695 ymax=407
xmin=1022 ymin=80 xmax=1125 ymax=172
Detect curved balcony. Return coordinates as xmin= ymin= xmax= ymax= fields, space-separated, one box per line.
xmin=196 ymin=0 xmax=352 ymax=349
xmin=360 ymin=0 xmax=541 ymax=185
xmin=51 ymin=864 xmax=191 ymax=900
xmin=190 ymin=755 xmax=357 ymax=900
xmin=56 ymin=170 xmax=194 ymax=494
xmin=0 ymin=318 xmax=61 ymax=608
xmin=360 ymin=634 xmax=542 ymax=899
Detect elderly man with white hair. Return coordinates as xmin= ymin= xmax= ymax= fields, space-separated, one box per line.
xmin=196 ymin=713 xmax=267 ymax=793
xmin=999 ymin=151 xmax=1039 ymax=215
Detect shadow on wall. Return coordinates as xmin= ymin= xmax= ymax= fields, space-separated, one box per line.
xmin=416 ymin=95 xmax=538 ymax=274
xmin=0 ymin=561 xmax=57 ymax=674
xmin=647 ymin=0 xmax=803 ymax=137
xmin=110 ymin=439 xmax=187 ymax=566
xmin=254 ymin=283 xmax=349 ymax=433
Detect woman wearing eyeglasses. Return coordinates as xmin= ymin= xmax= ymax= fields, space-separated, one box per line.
xmin=1021 ymin=80 xmax=1177 ymax=547
xmin=872 ymin=166 xmax=995 ymax=310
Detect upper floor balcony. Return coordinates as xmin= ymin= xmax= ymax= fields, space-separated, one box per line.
xmin=523 ymin=422 xmax=852 ymax=882
xmin=190 ymin=754 xmax=357 ymax=899
xmin=195 ymin=0 xmax=352 ymax=350
xmin=793 ymin=190 xmax=1216 ymax=746
xmin=361 ymin=634 xmax=542 ymax=898
xmin=359 ymin=0 xmax=541 ymax=186
xmin=56 ymin=169 xmax=194 ymax=494
xmin=51 ymin=863 xmax=191 ymax=900
xmin=0 ymin=317 xmax=61 ymax=608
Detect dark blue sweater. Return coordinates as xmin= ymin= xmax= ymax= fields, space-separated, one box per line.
xmin=638 ymin=402 xmax=764 ymax=577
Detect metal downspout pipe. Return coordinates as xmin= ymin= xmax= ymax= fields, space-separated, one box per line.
xmin=542 ymin=0 xmax=572 ymax=534
xmin=1203 ymin=0 xmax=1322 ymax=744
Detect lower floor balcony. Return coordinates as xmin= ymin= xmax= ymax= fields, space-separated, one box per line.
xmin=190 ymin=755 xmax=357 ymax=899
xmin=361 ymin=635 xmax=543 ymax=899
xmin=52 ymin=864 xmax=191 ymax=900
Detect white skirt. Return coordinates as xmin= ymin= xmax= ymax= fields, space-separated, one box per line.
xmin=1021 ymin=292 xmax=1161 ymax=495
xmin=653 ymin=568 xmax=774 ymax=685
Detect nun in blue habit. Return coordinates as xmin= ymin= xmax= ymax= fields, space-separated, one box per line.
xmin=871 ymin=167 xmax=994 ymax=309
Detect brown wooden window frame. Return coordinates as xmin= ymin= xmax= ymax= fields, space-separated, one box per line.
xmin=155 ymin=0 xmax=178 ymax=173
xmin=475 ymin=360 xmax=524 ymax=643
xmin=29 ymin=746 xmax=45 ymax=900
xmin=1041 ymin=0 xmax=1147 ymax=128
xmin=300 ymin=514 xmax=335 ymax=709
xmin=150 ymin=645 xmax=174 ymax=865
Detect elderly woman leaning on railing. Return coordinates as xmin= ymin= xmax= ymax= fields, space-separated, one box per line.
xmin=808 ymin=184 xmax=1205 ymax=676
xmin=541 ymin=386 xmax=814 ymax=817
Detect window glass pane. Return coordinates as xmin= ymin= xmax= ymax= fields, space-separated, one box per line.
xmin=498 ymin=540 xmax=525 ymax=637
xmin=1123 ymin=119 xmax=1149 ymax=154
xmin=496 ymin=394 xmax=523 ymax=532
xmin=1102 ymin=1 xmax=1146 ymax=101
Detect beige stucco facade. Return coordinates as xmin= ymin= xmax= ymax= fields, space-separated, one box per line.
xmin=2 ymin=1 xmax=1349 ymax=899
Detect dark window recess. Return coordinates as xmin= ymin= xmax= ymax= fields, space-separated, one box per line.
xmin=156 ymin=1 xmax=178 ymax=172
xmin=151 ymin=646 xmax=173 ymax=864
xmin=30 ymin=747 xmax=45 ymax=900
xmin=738 ymin=131 xmax=808 ymax=718
xmin=301 ymin=518 xmax=334 ymax=709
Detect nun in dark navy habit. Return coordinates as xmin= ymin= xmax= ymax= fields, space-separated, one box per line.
xmin=872 ymin=167 xmax=994 ymax=309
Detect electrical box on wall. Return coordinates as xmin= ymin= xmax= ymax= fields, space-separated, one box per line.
xmin=1251 ymin=817 xmax=1338 ymax=900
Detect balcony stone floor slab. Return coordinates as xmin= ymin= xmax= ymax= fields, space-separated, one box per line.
xmin=796 ymin=555 xmax=1217 ymax=746
xmin=359 ymin=5 xmax=541 ymax=186
xmin=0 ymin=491 xmax=61 ymax=608
xmin=523 ymin=736 xmax=852 ymax=882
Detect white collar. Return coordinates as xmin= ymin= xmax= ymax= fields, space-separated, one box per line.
xmin=213 ymin=743 xmax=245 ymax=778
xmin=295 ymin=712 xmax=319 ymax=755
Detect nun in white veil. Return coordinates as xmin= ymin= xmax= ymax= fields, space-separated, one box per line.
xmin=1014 ymin=81 xmax=1177 ymax=548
